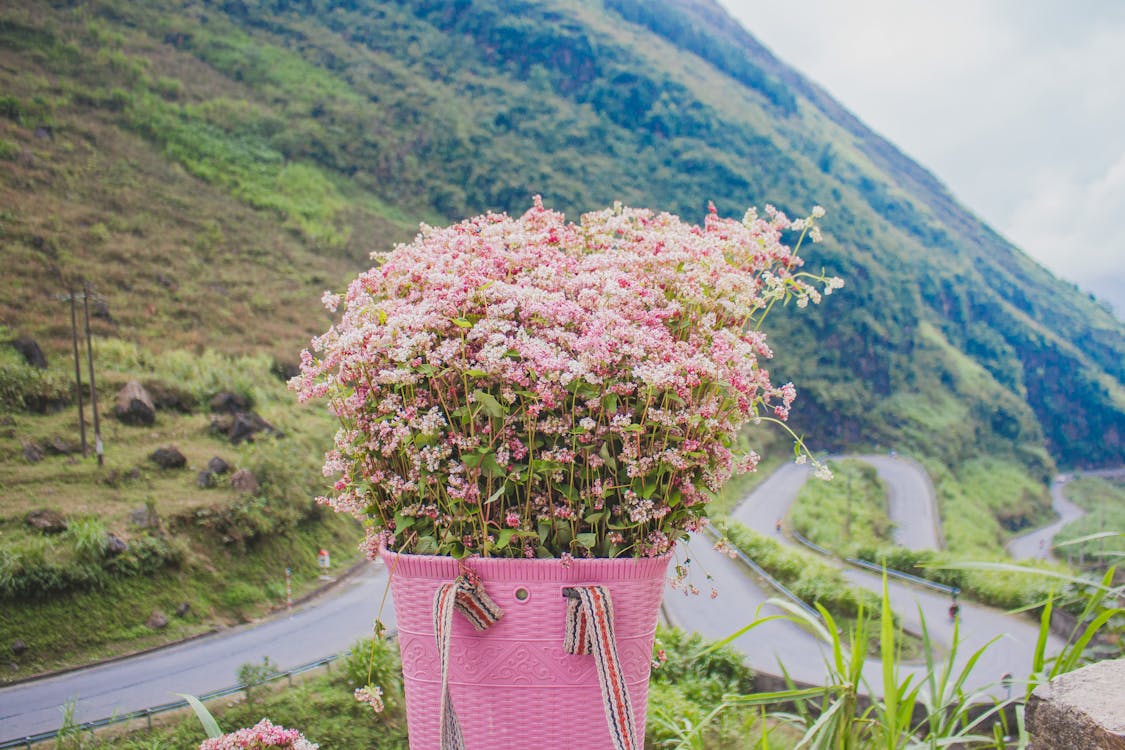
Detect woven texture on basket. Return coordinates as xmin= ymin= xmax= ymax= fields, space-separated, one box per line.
xmin=384 ymin=551 xmax=671 ymax=750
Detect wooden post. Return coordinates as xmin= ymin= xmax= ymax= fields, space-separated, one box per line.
xmin=82 ymin=282 xmax=103 ymax=466
xmin=69 ymin=291 xmax=88 ymax=457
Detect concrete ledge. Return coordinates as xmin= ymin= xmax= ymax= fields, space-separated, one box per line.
xmin=1027 ymin=658 xmax=1125 ymax=749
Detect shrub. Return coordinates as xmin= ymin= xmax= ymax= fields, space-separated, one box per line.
xmin=0 ymin=137 xmax=19 ymax=160
xmin=237 ymin=656 xmax=280 ymax=706
xmin=724 ymin=521 xmax=880 ymax=620
xmin=0 ymin=356 xmax=71 ymax=413
xmin=340 ymin=637 xmax=403 ymax=712
xmin=0 ymin=529 xmax=183 ymax=601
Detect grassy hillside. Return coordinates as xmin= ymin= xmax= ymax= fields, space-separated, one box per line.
xmin=0 ymin=342 xmax=362 ymax=680
xmin=2 ymin=0 xmax=1122 ymax=473
xmin=1 ymin=0 xmax=1123 ymax=676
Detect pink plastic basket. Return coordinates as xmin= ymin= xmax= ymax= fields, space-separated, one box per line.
xmin=383 ymin=551 xmax=671 ymax=750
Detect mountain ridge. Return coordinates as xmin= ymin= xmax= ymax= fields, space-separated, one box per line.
xmin=0 ymin=0 xmax=1122 ymax=470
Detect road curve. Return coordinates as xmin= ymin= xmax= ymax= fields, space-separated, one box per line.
xmin=1006 ymin=475 xmax=1086 ymax=561
xmin=0 ymin=563 xmax=394 ymax=742
xmin=665 ymin=455 xmax=1063 ymax=696
xmin=2 ymin=456 xmax=1068 ymax=741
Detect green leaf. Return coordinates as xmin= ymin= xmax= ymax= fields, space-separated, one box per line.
xmin=553 ymin=520 xmax=574 ymax=547
xmin=604 ymin=393 xmax=618 ymax=413
xmin=176 ymin=693 xmax=222 ymax=738
xmin=576 ymin=532 xmax=597 ymax=549
xmin=416 ymin=536 xmax=438 ymax=554
xmin=472 ymin=390 xmax=505 ymax=419
xmin=584 ymin=511 xmax=607 ymax=524
xmin=394 ymin=513 xmax=415 ymax=530
xmin=452 ymin=318 xmax=473 ymax=329
xmin=480 ymin=451 xmax=505 ymax=478
xmin=497 ymin=529 xmax=516 ymax=548
xmin=466 ymin=368 xmax=488 ymax=378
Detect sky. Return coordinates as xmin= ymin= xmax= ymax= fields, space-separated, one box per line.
xmin=719 ymin=0 xmax=1125 ymax=320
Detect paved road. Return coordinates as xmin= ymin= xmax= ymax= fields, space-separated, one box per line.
xmin=1007 ymin=469 xmax=1125 ymax=562
xmin=0 ymin=563 xmax=393 ymax=742
xmin=1 ymin=456 xmax=1069 ymax=741
xmin=665 ymin=455 xmax=1063 ymax=697
xmin=1006 ymin=475 xmax=1086 ymax=561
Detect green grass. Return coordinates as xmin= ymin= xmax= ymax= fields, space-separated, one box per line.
xmin=1055 ymin=476 xmax=1125 ymax=569
xmin=58 ymin=626 xmax=777 ymax=750
xmin=790 ymin=458 xmax=893 ymax=555
xmin=0 ymin=347 xmax=364 ymax=681
xmin=722 ymin=520 xmax=879 ymax=624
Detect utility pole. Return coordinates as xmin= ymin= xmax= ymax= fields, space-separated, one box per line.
xmin=68 ymin=290 xmax=88 ymax=457
xmin=82 ymin=281 xmax=103 ymax=466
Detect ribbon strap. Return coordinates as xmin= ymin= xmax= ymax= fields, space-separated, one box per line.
xmin=563 ymin=586 xmax=638 ymax=750
xmin=433 ymin=572 xmax=504 ymax=750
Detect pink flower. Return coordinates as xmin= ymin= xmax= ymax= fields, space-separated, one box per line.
xmin=291 ymin=199 xmax=839 ymax=559
xmin=355 ymin=684 xmax=385 ymax=714
xmin=199 ymin=719 xmax=318 ymax=750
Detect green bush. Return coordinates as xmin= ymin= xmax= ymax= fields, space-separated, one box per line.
xmin=0 ymin=137 xmax=19 ymax=160
xmin=724 ymin=521 xmax=881 ymax=620
xmin=0 ymin=528 xmax=184 ymax=601
xmin=65 ymin=517 xmax=109 ymax=564
xmin=790 ymin=459 xmax=893 ymax=556
xmin=341 ymin=636 xmax=403 ymax=713
xmin=0 ymin=355 xmax=71 ymax=413
xmin=219 ymin=581 xmax=262 ymax=610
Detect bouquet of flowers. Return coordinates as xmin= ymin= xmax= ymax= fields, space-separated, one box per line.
xmin=198 ymin=719 xmax=318 ymax=750
xmin=292 ymin=198 xmax=840 ymax=559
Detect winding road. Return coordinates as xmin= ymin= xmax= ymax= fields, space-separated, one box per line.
xmin=662 ymin=456 xmax=1062 ymax=697
xmin=0 ymin=456 xmax=1075 ymax=742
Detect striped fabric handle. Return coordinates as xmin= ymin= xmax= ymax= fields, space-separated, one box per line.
xmin=433 ymin=573 xmax=504 ymax=750
xmin=563 ymin=586 xmax=638 ymax=750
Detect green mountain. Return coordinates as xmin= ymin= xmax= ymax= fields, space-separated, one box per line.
xmin=2 ymin=0 xmax=1123 ymax=472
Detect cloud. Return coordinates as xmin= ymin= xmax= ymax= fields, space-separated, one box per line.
xmin=718 ymin=0 xmax=1125 ymax=319
xmin=1007 ymin=151 xmax=1125 ymax=315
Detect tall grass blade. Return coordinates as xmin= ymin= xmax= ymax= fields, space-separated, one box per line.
xmin=176 ymin=693 xmax=222 ymax=738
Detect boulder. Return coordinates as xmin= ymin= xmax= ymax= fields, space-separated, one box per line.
xmin=209 ymin=391 xmax=251 ymax=414
xmin=197 ymin=470 xmax=215 ymax=489
xmin=270 ymin=359 xmax=300 ymax=381
xmin=105 ymin=533 xmax=128 ymax=556
xmin=114 ymin=381 xmax=156 ymax=426
xmin=146 ymin=611 xmax=168 ymax=630
xmin=11 ymin=639 xmax=27 ymax=656
xmin=1027 ymin=658 xmax=1125 ymax=749
xmin=91 ymin=298 xmax=114 ymax=323
xmin=229 ymin=468 xmax=260 ymax=495
xmin=150 ymin=446 xmax=187 ymax=469
xmin=21 ymin=440 xmax=44 ymax=463
xmin=175 ymin=602 xmax=191 ymax=617
xmin=9 ymin=336 xmax=47 ymax=369
xmin=228 ymin=411 xmax=277 ymax=445
xmin=207 ymin=456 xmax=231 ymax=475
xmin=210 ymin=411 xmax=278 ymax=445
xmin=143 ymin=380 xmax=197 ymax=413
xmin=26 ymin=509 xmax=67 ymax=534
xmin=45 ymin=436 xmax=75 ymax=455
xmin=129 ymin=505 xmax=159 ymax=529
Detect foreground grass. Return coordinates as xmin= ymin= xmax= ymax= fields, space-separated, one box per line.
xmin=57 ymin=627 xmax=785 ymax=750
